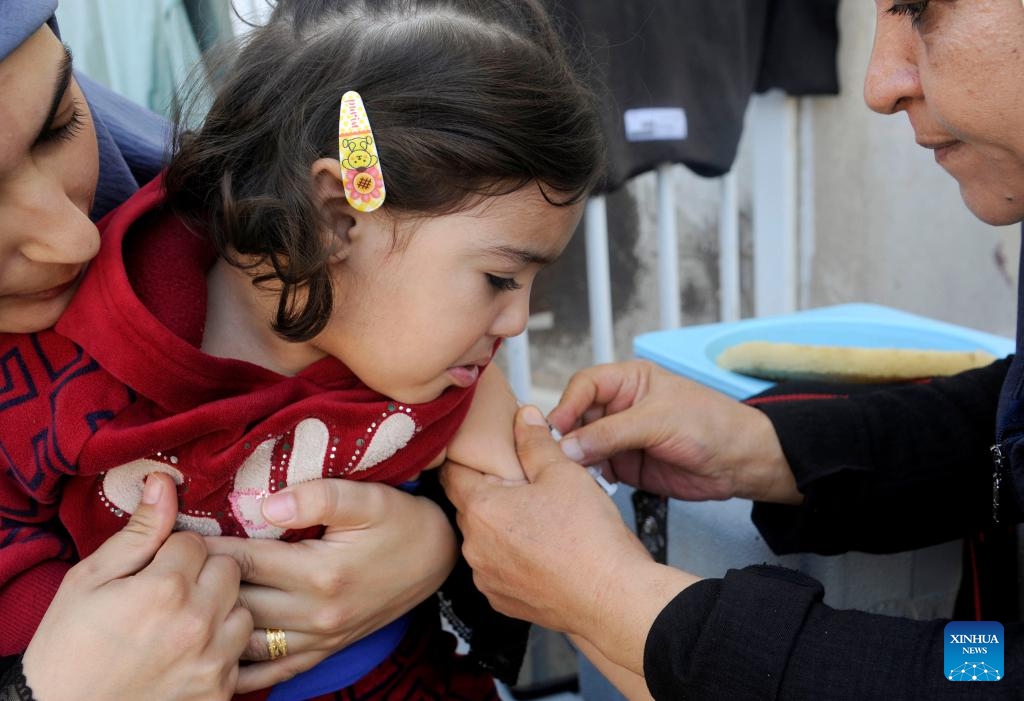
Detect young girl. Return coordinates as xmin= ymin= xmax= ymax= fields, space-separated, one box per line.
xmin=0 ymin=1 xmax=605 ymax=699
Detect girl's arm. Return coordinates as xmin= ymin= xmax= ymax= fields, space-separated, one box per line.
xmin=448 ymin=367 xmax=652 ymax=694
xmin=445 ymin=364 xmax=526 ymax=481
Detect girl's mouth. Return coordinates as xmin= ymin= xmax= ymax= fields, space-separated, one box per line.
xmin=446 ymin=364 xmax=481 ymax=387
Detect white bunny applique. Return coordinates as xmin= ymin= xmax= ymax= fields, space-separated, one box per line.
xmin=96 ymin=413 xmax=419 ymax=538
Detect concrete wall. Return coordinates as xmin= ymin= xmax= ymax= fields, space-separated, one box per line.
xmin=803 ymin=0 xmax=1018 ymax=335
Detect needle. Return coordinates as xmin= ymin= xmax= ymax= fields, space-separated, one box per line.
xmin=548 ymin=424 xmax=617 ymax=496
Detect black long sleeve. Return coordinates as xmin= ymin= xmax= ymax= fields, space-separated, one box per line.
xmin=749 ymin=358 xmax=1018 ymax=555
xmin=644 ymin=565 xmax=1023 ymax=700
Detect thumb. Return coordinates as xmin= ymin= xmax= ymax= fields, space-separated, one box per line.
xmin=514 ymin=405 xmax=573 ymax=482
xmin=261 ymin=478 xmax=388 ymax=530
xmin=559 ymin=409 xmax=646 ymax=466
xmin=77 ymin=472 xmax=179 ymax=582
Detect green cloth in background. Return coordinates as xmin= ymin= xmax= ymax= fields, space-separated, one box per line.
xmin=55 ymin=0 xmax=229 ymax=121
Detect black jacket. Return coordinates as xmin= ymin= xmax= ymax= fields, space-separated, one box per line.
xmin=644 ymin=357 xmax=1024 ymax=699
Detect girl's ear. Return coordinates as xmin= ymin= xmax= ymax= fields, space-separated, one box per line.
xmin=310 ymin=157 xmax=357 ymax=262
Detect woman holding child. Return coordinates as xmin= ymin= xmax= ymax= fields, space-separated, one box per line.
xmin=0 ymin=0 xmax=573 ymax=698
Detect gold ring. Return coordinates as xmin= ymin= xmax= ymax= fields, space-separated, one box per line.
xmin=265 ymin=628 xmax=288 ymax=659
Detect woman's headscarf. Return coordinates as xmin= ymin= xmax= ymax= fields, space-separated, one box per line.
xmin=0 ymin=0 xmax=170 ymax=220
xmin=0 ymin=0 xmax=58 ymax=61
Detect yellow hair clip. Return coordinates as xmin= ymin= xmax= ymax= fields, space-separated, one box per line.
xmin=338 ymin=91 xmax=386 ymax=212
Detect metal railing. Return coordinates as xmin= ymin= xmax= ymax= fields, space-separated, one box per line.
xmin=506 ymin=92 xmax=802 ymax=402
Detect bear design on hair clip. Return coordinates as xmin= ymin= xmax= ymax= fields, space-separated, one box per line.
xmin=339 ymin=91 xmax=386 ymax=211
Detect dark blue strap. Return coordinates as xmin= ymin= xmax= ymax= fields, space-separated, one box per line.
xmin=268 ymin=479 xmax=421 ymax=699
xmin=994 ymin=225 xmax=1024 ymax=517
xmin=995 ymin=235 xmax=1024 ymax=438
xmin=266 ymin=614 xmax=411 ymax=701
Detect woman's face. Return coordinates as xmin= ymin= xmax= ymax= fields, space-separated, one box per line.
xmin=0 ymin=26 xmax=100 ymax=333
xmin=865 ymin=0 xmax=1024 ymax=226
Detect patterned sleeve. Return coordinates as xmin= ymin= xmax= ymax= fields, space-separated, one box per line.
xmin=0 ymin=332 xmax=130 ymax=654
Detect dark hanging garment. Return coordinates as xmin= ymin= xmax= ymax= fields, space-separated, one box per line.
xmin=756 ymin=0 xmax=841 ymax=95
xmin=550 ymin=0 xmax=840 ymax=190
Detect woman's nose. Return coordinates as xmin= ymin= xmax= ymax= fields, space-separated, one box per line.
xmin=863 ymin=15 xmax=921 ymax=116
xmin=14 ymin=176 xmax=99 ymax=266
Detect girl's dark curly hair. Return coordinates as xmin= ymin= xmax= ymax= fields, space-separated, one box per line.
xmin=164 ymin=0 xmax=606 ymax=341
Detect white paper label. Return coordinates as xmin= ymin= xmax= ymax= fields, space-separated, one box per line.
xmin=623 ymin=107 xmax=688 ymax=142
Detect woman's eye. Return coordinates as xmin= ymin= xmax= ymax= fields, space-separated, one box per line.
xmin=37 ymin=100 xmax=85 ymax=146
xmin=886 ymin=1 xmax=929 ymax=26
xmin=486 ymin=274 xmax=522 ymax=292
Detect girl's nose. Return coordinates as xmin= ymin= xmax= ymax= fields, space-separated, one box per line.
xmin=490 ymin=292 xmax=531 ymax=339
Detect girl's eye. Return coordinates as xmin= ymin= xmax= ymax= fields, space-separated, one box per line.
xmin=37 ymin=100 xmax=85 ymax=146
xmin=486 ymin=274 xmax=522 ymax=292
xmin=886 ymin=1 xmax=929 ymax=26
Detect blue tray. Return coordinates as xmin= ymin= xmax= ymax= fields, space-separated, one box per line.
xmin=633 ymin=303 xmax=1015 ymax=399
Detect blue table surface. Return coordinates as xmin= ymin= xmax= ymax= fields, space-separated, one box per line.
xmin=633 ymin=303 xmax=1015 ymax=400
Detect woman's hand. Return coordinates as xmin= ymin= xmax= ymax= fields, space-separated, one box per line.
xmin=441 ymin=405 xmax=698 ymax=675
xmin=547 ymin=360 xmax=802 ymax=504
xmin=22 ymin=474 xmax=252 ymax=701
xmin=205 ymin=479 xmax=458 ymax=693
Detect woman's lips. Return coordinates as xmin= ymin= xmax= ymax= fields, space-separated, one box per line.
xmin=9 ymin=276 xmax=80 ymax=301
xmin=935 ymin=143 xmax=963 ymax=165
xmin=919 ymin=139 xmax=963 ymax=165
xmin=447 ymin=364 xmax=481 ymax=387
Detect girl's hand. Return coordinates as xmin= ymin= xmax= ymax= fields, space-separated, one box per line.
xmin=23 ymin=473 xmax=252 ymax=701
xmin=205 ymin=479 xmax=458 ymax=693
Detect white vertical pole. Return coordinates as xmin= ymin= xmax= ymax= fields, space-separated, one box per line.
xmin=751 ymin=91 xmax=798 ymax=317
xmin=585 ymin=196 xmax=615 ymax=364
xmin=798 ymin=97 xmax=816 ymax=310
xmin=504 ymin=332 xmax=532 ymax=403
xmin=656 ymin=164 xmax=681 ymax=330
xmin=718 ymin=169 xmax=740 ymax=322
